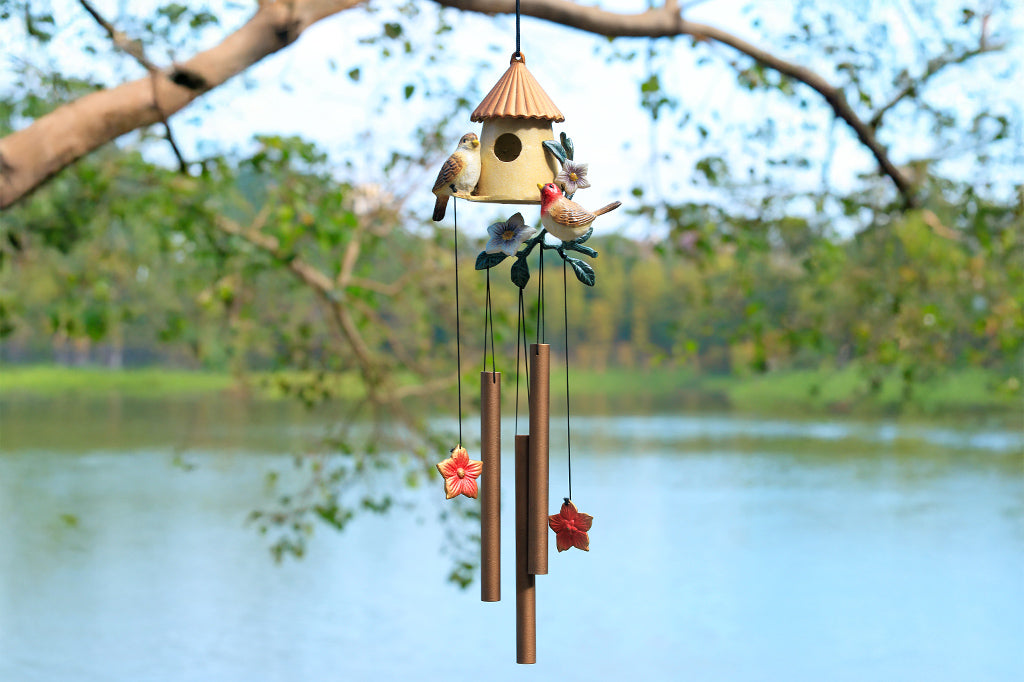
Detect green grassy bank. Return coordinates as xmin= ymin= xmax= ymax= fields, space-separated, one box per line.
xmin=1 ymin=364 xmax=1019 ymax=420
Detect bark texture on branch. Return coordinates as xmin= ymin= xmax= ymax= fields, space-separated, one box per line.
xmin=0 ymin=0 xmax=365 ymax=209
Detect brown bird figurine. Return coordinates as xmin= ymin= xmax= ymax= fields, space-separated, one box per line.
xmin=431 ymin=133 xmax=481 ymax=221
xmin=538 ymin=182 xmax=621 ymax=242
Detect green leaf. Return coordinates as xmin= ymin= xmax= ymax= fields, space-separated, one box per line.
xmin=475 ymin=251 xmax=507 ymax=270
xmin=157 ymin=3 xmax=189 ymax=22
xmin=511 ymin=257 xmax=530 ymax=289
xmin=565 ymin=243 xmax=598 ymax=258
xmin=560 ymin=132 xmax=574 ymax=161
xmin=542 ymin=140 xmax=567 ymax=166
xmin=567 ymin=257 xmax=596 ymax=286
xmin=574 ymin=227 xmax=594 ymax=245
xmin=348 ymin=68 xmax=361 ymax=82
xmin=403 ymin=84 xmax=415 ymax=100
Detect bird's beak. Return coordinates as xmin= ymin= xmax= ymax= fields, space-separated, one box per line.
xmin=537 ymin=183 xmax=545 ymax=190
xmin=472 ymin=140 xmax=480 ymax=148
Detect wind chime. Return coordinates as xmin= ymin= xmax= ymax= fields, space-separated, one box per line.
xmin=430 ymin=2 xmax=619 ymax=664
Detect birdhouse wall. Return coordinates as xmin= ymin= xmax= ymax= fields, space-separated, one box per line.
xmin=476 ymin=120 xmax=560 ymax=204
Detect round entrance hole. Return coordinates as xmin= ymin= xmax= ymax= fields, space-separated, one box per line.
xmin=494 ymin=133 xmax=522 ymax=162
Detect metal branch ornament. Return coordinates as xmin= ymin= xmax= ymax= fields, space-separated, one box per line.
xmin=431 ymin=132 xmax=481 ymax=221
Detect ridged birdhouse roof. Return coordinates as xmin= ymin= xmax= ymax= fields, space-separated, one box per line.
xmin=471 ymin=53 xmax=565 ymax=122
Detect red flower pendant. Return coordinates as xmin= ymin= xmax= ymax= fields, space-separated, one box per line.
xmin=548 ymin=498 xmax=593 ymax=552
xmin=436 ymin=446 xmax=483 ymax=499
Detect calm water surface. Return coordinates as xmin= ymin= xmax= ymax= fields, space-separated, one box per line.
xmin=1 ymin=397 xmax=1022 ymax=681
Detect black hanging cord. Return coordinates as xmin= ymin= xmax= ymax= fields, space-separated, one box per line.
xmin=515 ymin=288 xmax=530 ymax=435
xmin=522 ymin=289 xmax=530 ymax=402
xmin=514 ymin=0 xmax=521 ymax=58
xmin=453 ymin=199 xmax=463 ymax=446
xmin=536 ymin=244 xmax=545 ymax=345
xmin=515 ymin=289 xmax=522 ymax=434
xmin=563 ymin=261 xmax=572 ymax=501
xmin=482 ymin=269 xmax=496 ymax=379
xmin=489 ymin=280 xmax=496 ymax=378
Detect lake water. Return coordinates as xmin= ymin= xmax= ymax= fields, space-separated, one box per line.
xmin=1 ymin=397 xmax=1022 ymax=681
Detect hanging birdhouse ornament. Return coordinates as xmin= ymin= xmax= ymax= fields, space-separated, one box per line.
xmin=428 ymin=3 xmax=618 ymax=661
xmin=467 ymin=52 xmax=564 ymax=204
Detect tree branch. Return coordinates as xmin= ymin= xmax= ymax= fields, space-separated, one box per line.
xmin=214 ymin=215 xmax=380 ymax=389
xmin=78 ymin=0 xmax=190 ymax=173
xmin=3 ymin=0 xmax=965 ymax=209
xmin=869 ymin=44 xmax=1003 ymax=131
xmin=434 ymin=0 xmax=918 ymax=206
xmin=0 ymin=0 xmax=366 ymax=209
xmin=78 ymin=0 xmax=160 ymax=72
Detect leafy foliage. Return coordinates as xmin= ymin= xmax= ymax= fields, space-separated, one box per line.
xmin=1 ymin=0 xmax=1021 ymax=584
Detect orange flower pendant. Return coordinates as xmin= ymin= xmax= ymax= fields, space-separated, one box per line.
xmin=436 ymin=446 xmax=483 ymax=499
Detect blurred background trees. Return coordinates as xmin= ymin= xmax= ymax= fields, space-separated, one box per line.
xmin=1 ymin=1 xmax=1021 ymax=566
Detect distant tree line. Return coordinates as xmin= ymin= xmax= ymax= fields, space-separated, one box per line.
xmin=2 ymin=139 xmax=1020 ymax=403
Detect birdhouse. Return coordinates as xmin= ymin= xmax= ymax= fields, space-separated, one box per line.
xmin=467 ymin=53 xmax=564 ymax=204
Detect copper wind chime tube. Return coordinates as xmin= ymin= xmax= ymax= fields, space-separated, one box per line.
xmin=480 ymin=371 xmax=501 ymax=602
xmin=515 ymin=434 xmax=537 ymax=663
xmin=527 ymin=343 xmax=550 ymax=575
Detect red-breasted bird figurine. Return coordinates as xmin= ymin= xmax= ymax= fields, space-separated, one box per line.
xmin=431 ymin=133 xmax=481 ymax=221
xmin=538 ymin=182 xmax=621 ymax=242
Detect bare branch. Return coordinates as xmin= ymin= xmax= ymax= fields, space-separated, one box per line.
xmin=869 ymin=44 xmax=1003 ymax=131
xmin=347 ymin=274 xmax=412 ymax=297
xmin=434 ymin=0 xmax=918 ymax=206
xmin=78 ymin=0 xmax=160 ymax=72
xmin=337 ymin=227 xmax=363 ymax=287
xmin=77 ymin=0 xmax=190 ymax=173
xmin=215 ymin=216 xmax=337 ymax=294
xmin=160 ymin=113 xmax=189 ymax=174
xmin=214 ymin=215 xmax=379 ymax=387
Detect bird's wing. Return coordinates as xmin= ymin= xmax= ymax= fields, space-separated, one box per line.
xmin=549 ymin=200 xmax=595 ymax=228
xmin=432 ymin=153 xmax=465 ymax=193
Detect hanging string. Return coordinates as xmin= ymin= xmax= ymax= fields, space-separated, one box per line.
xmin=514 ymin=289 xmax=522 ymax=434
xmin=521 ymin=288 xmax=530 ymax=403
xmin=514 ymin=0 xmax=521 ymax=58
xmin=453 ymin=199 xmax=463 ymax=446
xmin=563 ymin=261 xmax=572 ymax=501
xmin=535 ymin=244 xmax=545 ymax=345
xmin=482 ymin=268 xmax=496 ymax=378
xmin=515 ymin=288 xmax=530 ymax=435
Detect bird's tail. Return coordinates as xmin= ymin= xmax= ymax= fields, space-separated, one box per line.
xmin=592 ymin=201 xmax=622 ymax=217
xmin=432 ymin=194 xmax=449 ymax=222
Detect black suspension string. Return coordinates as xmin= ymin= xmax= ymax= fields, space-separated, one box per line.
xmin=515 ymin=288 xmax=531 ymax=434
xmin=535 ymin=245 xmax=545 ymax=345
xmin=563 ymin=261 xmax=572 ymax=501
xmin=488 ymin=279 xmax=496 ymax=378
xmin=453 ymin=199 xmax=463 ymax=446
xmin=482 ymin=269 xmax=488 ymax=371
xmin=515 ymin=288 xmax=531 ymax=435
xmin=515 ymin=288 xmax=522 ymax=434
xmin=514 ymin=0 xmax=521 ymax=58
xmin=516 ymin=284 xmax=524 ymax=432
xmin=521 ymin=289 xmax=530 ymax=402
xmin=482 ymin=268 xmax=496 ymax=378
